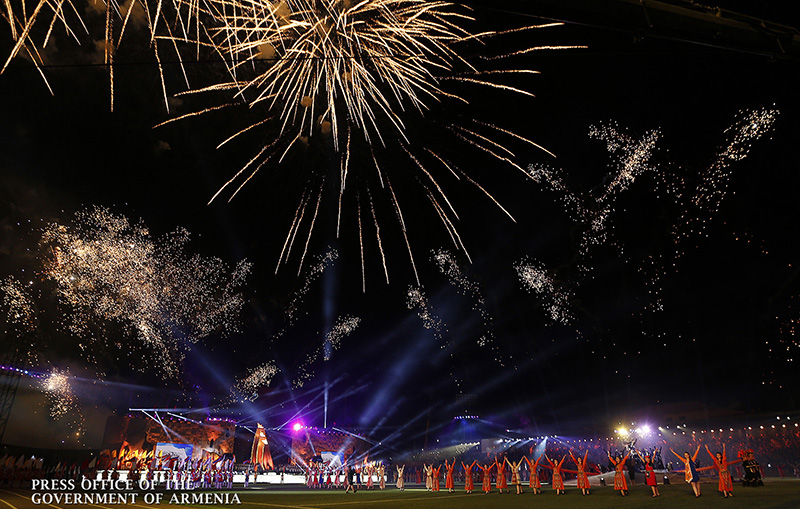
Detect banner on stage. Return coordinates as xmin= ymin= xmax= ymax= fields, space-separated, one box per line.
xmin=321 ymin=452 xmax=343 ymax=468
xmin=156 ymin=443 xmax=194 ymax=461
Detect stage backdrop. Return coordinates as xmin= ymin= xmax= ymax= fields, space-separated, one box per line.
xmin=102 ymin=415 xmax=234 ymax=460
xmin=291 ymin=429 xmax=369 ymax=465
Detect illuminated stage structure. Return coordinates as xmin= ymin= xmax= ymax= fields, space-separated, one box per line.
xmin=250 ymin=424 xmax=274 ymax=470
xmin=101 ymin=412 xmax=235 ymax=465
xmin=289 ymin=426 xmax=371 ymax=466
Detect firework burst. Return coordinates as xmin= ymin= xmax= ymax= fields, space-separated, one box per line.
xmin=156 ymin=0 xmax=582 ymax=283
xmin=40 ymin=368 xmax=84 ymax=432
xmin=39 ymin=206 xmax=251 ymax=376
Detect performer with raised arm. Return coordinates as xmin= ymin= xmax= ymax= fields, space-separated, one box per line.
xmin=570 ymin=449 xmax=591 ymax=496
xmin=505 ymin=457 xmax=523 ymax=495
xmin=462 ymin=460 xmax=477 ymax=494
xmin=432 ymin=464 xmax=441 ymax=492
xmin=706 ymin=444 xmax=741 ymax=498
xmin=476 ymin=462 xmax=493 ymax=494
xmin=395 ymin=464 xmax=405 ymax=491
xmin=636 ymin=450 xmax=660 ymax=497
xmin=608 ymin=451 xmax=630 ymax=497
xmin=423 ymin=464 xmax=433 ymax=491
xmin=524 ymin=454 xmax=544 ymax=494
xmin=494 ymin=456 xmax=508 ymax=494
xmin=444 ymin=459 xmax=456 ymax=493
xmin=544 ymin=454 xmax=567 ymax=495
xmin=670 ymin=445 xmax=710 ymax=498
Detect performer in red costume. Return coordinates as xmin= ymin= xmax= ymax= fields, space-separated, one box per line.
xmin=609 ymin=451 xmax=630 ymax=497
xmin=462 ymin=460 xmax=477 ymax=494
xmin=636 ymin=450 xmax=660 ymax=497
xmin=431 ymin=464 xmax=441 ymax=492
xmin=494 ymin=456 xmax=508 ymax=494
xmin=544 ymin=455 xmax=567 ymax=495
xmin=476 ymin=462 xmax=493 ymax=494
xmin=444 ymin=459 xmax=456 ymax=493
xmin=524 ymin=454 xmax=544 ymax=494
xmin=706 ymin=444 xmax=741 ymax=498
xmin=570 ymin=450 xmax=592 ymax=496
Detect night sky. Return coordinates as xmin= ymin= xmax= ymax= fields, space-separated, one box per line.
xmin=1 ymin=0 xmax=799 ymax=455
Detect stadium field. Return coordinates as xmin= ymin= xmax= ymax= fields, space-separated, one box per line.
xmin=2 ymin=479 xmax=799 ymax=509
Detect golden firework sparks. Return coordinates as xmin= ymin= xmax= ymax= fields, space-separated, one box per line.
xmin=39 ymin=206 xmax=251 ymax=376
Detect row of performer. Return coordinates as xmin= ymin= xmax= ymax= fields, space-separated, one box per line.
xmin=302 ymin=443 xmax=762 ymax=499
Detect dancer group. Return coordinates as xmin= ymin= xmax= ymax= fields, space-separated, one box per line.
xmin=396 ymin=442 xmax=752 ymax=498
xmin=420 ymin=452 xmax=599 ymax=496
xmin=305 ymin=461 xmax=387 ymax=492
xmin=669 ymin=443 xmax=742 ymax=498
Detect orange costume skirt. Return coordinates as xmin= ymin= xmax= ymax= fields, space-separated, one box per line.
xmin=614 ymin=469 xmax=628 ymax=491
xmin=552 ymin=471 xmax=565 ymax=490
xmin=718 ymin=469 xmax=733 ymax=492
xmin=577 ymin=471 xmax=590 ymax=489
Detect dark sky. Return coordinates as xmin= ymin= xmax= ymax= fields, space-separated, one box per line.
xmin=1 ymin=0 xmax=799 ymax=454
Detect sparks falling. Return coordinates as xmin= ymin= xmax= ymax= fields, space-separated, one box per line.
xmin=514 ymin=258 xmax=573 ymax=325
xmin=294 ymin=314 xmax=361 ymax=388
xmin=432 ymin=249 xmax=500 ymax=359
xmin=232 ymin=362 xmax=279 ymax=402
xmin=40 ymin=368 xmax=84 ymax=433
xmin=40 ymin=207 xmax=251 ymax=377
xmin=155 ymin=0 xmax=580 ymax=281
xmin=1 ymin=276 xmax=36 ymax=334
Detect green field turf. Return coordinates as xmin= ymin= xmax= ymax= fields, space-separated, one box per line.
xmin=3 ymin=480 xmax=799 ymax=509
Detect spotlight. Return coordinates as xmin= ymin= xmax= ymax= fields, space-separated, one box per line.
xmin=292 ymin=422 xmax=303 ymax=432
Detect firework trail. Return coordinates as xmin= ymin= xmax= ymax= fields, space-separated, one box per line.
xmin=514 ymin=257 xmax=573 ymax=325
xmin=282 ymin=247 xmax=338 ymax=326
xmin=432 ymin=249 xmax=502 ymax=362
xmin=40 ymin=206 xmax=251 ymax=377
xmin=638 ymin=107 xmax=778 ymax=312
xmin=406 ymin=286 xmax=444 ymax=335
xmin=405 ymin=284 xmax=473 ymax=386
xmin=517 ymin=124 xmax=659 ymax=322
xmin=0 ymin=0 xmax=186 ymax=110
xmin=231 ymin=362 xmax=279 ymax=402
xmin=522 ymin=107 xmax=778 ymax=321
xmin=323 ymin=315 xmax=361 ymax=361
xmin=676 ymin=107 xmax=778 ymax=244
xmin=293 ymin=314 xmax=360 ymax=388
